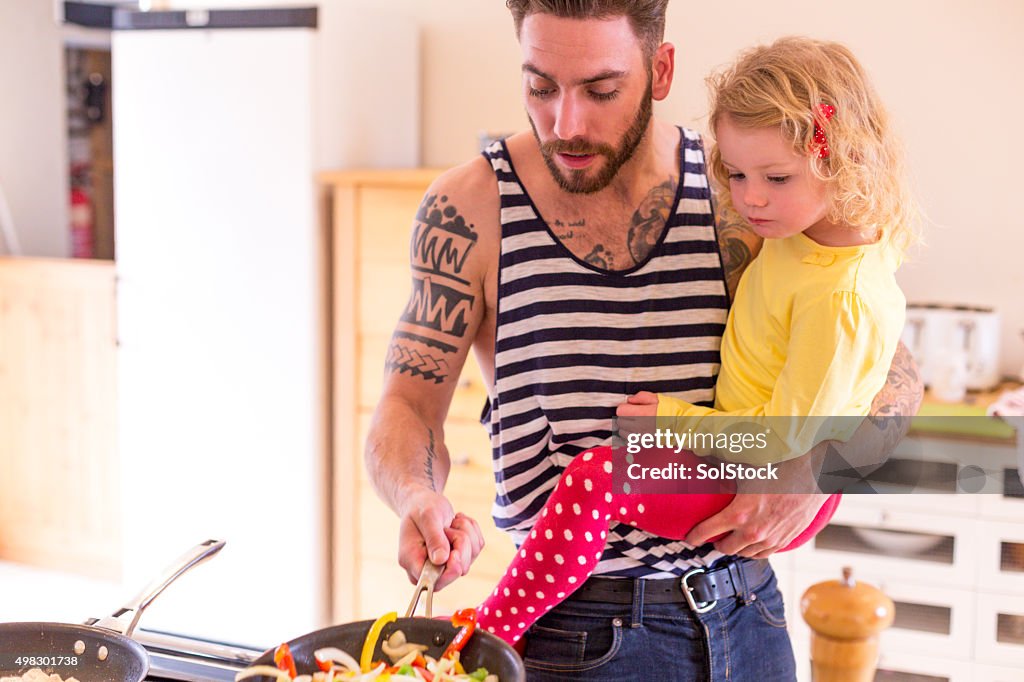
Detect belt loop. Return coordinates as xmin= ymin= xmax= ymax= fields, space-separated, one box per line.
xmin=630 ymin=578 xmax=644 ymax=627
xmin=735 ymin=558 xmax=754 ymax=605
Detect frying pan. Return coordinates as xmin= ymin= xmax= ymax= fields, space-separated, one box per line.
xmin=248 ymin=617 xmax=525 ymax=682
xmin=0 ymin=539 xmax=224 ymax=682
xmin=247 ymin=561 xmax=525 ymax=681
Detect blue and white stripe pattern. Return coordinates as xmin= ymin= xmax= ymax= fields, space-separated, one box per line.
xmin=483 ymin=128 xmax=732 ymax=576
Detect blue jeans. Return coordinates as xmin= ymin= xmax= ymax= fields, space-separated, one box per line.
xmin=521 ymin=566 xmax=796 ymax=681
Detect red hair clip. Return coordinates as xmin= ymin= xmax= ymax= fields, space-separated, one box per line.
xmin=813 ymin=104 xmax=835 ymax=159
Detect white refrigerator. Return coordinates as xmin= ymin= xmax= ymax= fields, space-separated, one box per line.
xmin=111 ymin=4 xmax=418 ymax=645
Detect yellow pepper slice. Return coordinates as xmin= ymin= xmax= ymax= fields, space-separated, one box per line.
xmin=360 ymin=612 xmax=397 ymax=672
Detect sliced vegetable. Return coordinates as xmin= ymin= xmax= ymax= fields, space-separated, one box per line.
xmin=315 ymin=646 xmax=361 ymax=673
xmin=361 ymin=612 xmax=398 ymax=672
xmin=383 ymin=629 xmax=429 ymax=663
xmin=468 ymin=669 xmax=489 ymax=681
xmin=442 ymin=608 xmax=478 ymax=660
xmin=274 ymin=643 xmax=298 ymax=678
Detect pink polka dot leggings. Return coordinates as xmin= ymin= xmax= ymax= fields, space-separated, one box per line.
xmin=476 ymin=445 xmax=839 ymax=644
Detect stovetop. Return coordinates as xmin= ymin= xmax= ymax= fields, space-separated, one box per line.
xmin=135 ymin=629 xmax=265 ymax=682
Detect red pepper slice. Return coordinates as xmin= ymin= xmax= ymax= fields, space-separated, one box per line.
xmin=415 ymin=665 xmax=434 ymax=682
xmin=273 ymin=643 xmax=298 ymax=678
xmin=442 ymin=607 xmax=478 ymax=660
xmin=314 ymin=655 xmax=332 ymax=673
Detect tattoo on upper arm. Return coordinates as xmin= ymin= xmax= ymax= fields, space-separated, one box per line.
xmin=424 ymin=428 xmax=437 ymax=491
xmin=628 ymin=178 xmax=677 ymax=264
xmin=411 ymin=194 xmax=478 ymax=284
xmin=394 ymin=330 xmax=457 ymax=354
xmin=716 ymin=211 xmax=757 ymax=300
xmin=870 ymin=342 xmax=924 ymax=453
xmin=386 ymin=343 xmax=451 ymax=384
xmin=398 ymin=193 xmax=479 ymax=339
xmin=874 ymin=343 xmax=923 ymax=418
xmin=401 ymin=278 xmax=474 ymax=336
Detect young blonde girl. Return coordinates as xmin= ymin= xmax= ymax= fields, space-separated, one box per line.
xmin=476 ymin=36 xmax=918 ymax=645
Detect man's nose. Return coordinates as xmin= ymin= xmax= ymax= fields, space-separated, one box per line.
xmin=552 ymin=93 xmax=586 ymax=141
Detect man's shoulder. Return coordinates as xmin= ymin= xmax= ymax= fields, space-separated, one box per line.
xmin=426 ymin=154 xmax=500 ymax=231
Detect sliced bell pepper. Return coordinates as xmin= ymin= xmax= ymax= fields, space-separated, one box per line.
xmin=273 ymin=643 xmax=297 ymax=678
xmin=360 ymin=612 xmax=397 ymax=672
xmin=441 ymin=607 xmax=478 ymax=660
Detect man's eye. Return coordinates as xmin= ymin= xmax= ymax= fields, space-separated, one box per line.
xmin=767 ymin=176 xmax=790 ymax=184
xmin=589 ymin=90 xmax=619 ymax=101
xmin=529 ymin=87 xmax=554 ymax=99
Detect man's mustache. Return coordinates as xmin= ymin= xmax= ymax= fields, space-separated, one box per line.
xmin=541 ymin=138 xmax=615 ymax=157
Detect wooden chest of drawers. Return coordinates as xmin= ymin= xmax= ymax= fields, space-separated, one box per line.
xmin=323 ymin=170 xmax=515 ymax=621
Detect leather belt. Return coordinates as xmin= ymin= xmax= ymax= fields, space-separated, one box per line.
xmin=566 ymin=558 xmax=771 ymax=613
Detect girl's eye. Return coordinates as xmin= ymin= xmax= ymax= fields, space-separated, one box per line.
xmin=728 ymin=172 xmax=745 ymax=181
xmin=589 ymin=90 xmax=619 ymax=102
xmin=767 ymin=176 xmax=790 ymax=184
xmin=529 ymin=88 xmax=554 ymax=99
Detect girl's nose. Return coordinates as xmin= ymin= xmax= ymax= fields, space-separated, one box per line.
xmin=743 ymin=184 xmax=768 ymax=208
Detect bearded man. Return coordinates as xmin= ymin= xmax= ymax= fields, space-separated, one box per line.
xmin=363 ymin=1 xmax=922 ymax=678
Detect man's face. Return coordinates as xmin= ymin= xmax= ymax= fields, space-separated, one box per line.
xmin=520 ymin=14 xmax=653 ymax=194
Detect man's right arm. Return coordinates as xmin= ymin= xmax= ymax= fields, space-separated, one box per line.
xmin=363 ymin=159 xmax=497 ymax=590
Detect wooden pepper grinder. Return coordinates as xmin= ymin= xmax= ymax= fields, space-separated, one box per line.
xmin=800 ymin=567 xmax=894 ymax=681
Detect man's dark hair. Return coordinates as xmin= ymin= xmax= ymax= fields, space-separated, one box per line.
xmin=506 ymin=0 xmax=669 ymax=60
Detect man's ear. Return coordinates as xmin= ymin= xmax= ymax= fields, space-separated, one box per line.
xmin=651 ymin=42 xmax=675 ymax=101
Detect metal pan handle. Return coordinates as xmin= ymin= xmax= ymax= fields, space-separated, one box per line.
xmin=92 ymin=539 xmax=225 ymax=637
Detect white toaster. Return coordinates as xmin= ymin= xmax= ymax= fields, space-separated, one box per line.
xmin=901 ymin=304 xmax=1001 ymax=391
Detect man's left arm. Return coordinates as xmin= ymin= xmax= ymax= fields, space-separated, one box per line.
xmin=683 ymin=342 xmax=924 ymax=558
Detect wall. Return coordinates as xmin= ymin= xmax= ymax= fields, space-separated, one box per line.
xmin=4 ymin=0 xmax=1021 ymax=367
xmin=343 ymin=0 xmax=1024 ymax=379
xmin=0 ymin=0 xmax=70 ymax=257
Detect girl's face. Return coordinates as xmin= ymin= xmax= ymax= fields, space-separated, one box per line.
xmin=715 ymin=116 xmax=834 ymax=242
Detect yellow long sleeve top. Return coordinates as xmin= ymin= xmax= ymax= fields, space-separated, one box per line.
xmin=658 ymin=231 xmax=906 ymax=463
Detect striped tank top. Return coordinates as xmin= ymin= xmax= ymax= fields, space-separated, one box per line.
xmin=483 ymin=128 xmax=732 ymax=577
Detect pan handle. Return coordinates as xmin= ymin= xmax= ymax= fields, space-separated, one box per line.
xmin=91 ymin=539 xmax=226 ymax=637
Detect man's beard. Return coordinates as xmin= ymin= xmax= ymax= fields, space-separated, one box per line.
xmin=531 ymin=79 xmax=654 ymax=195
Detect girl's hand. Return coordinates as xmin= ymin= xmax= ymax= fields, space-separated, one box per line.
xmin=615 ymin=391 xmax=659 ymax=417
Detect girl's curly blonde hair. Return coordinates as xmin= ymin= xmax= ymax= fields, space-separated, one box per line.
xmin=707 ymin=36 xmax=921 ymax=253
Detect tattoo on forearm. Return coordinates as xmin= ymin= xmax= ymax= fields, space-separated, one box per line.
xmin=424 ymin=428 xmax=437 ymax=491
xmin=386 ymin=343 xmax=451 ymax=383
xmin=628 ymin=177 xmax=677 ymax=263
xmin=584 ymin=244 xmax=611 ymax=269
xmin=412 ymin=194 xmax=478 ymax=285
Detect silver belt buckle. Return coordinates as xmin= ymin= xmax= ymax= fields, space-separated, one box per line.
xmin=681 ymin=567 xmax=717 ymax=613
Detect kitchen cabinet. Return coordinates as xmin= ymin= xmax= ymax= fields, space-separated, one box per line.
xmin=324 ymin=170 xmax=516 ymax=622
xmin=776 ymin=425 xmax=1024 ymax=681
xmin=0 ymin=257 xmax=119 ymax=579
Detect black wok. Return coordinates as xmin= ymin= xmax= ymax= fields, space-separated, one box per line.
xmin=249 ymin=617 xmax=526 ymax=682
xmin=0 ymin=539 xmax=224 ymax=682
